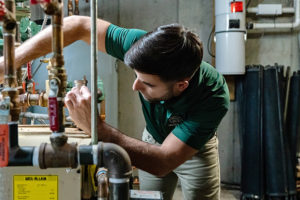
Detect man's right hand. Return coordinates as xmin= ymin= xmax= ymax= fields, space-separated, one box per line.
xmin=65 ymin=86 xmax=93 ymax=135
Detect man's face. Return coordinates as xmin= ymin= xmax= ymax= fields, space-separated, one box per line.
xmin=132 ymin=70 xmax=177 ymax=103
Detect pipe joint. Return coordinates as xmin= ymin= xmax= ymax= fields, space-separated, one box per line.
xmin=50 ymin=132 xmax=68 ymax=147
xmin=19 ymin=92 xmax=48 ymax=107
xmin=101 ymin=142 xmax=132 ymax=179
xmin=1 ymin=88 xmax=20 ymax=121
xmin=2 ymin=10 xmax=16 ymax=31
xmin=38 ymin=142 xmax=78 ymax=169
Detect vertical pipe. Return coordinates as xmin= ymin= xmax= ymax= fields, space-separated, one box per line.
xmin=90 ymin=0 xmax=98 ymax=144
xmin=3 ymin=0 xmax=16 ymax=88
xmin=46 ymin=2 xmax=67 ymax=145
xmin=2 ymin=0 xmax=20 ymax=122
xmin=50 ymin=12 xmax=66 ymax=134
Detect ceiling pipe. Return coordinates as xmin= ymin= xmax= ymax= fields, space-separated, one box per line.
xmin=248 ymin=0 xmax=300 ymax=30
xmin=247 ymin=6 xmax=295 ymax=15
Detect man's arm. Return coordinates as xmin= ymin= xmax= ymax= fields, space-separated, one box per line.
xmin=65 ymin=86 xmax=198 ymax=177
xmin=0 ymin=16 xmax=111 ymax=83
xmin=98 ymin=121 xmax=198 ymax=177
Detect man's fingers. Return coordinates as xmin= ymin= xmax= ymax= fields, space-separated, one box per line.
xmin=71 ymin=86 xmax=80 ymax=93
xmin=65 ymin=99 xmax=74 ymax=111
xmin=80 ymin=86 xmax=92 ymax=99
xmin=65 ymin=92 xmax=76 ymax=110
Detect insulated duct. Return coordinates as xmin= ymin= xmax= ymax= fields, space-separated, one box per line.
xmin=241 ymin=66 xmax=264 ymax=199
xmin=263 ymin=67 xmax=288 ymax=199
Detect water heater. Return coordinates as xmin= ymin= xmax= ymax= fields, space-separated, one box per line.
xmin=215 ymin=0 xmax=246 ymax=74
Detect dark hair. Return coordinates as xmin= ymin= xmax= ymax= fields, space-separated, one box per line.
xmin=124 ymin=24 xmax=203 ymax=82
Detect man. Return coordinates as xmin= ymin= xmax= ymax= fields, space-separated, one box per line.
xmin=0 ymin=16 xmax=229 ymax=199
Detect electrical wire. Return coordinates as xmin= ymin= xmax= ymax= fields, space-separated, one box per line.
xmin=41 ymin=14 xmax=48 ymax=30
xmin=207 ymin=26 xmax=215 ymax=58
xmin=246 ymin=0 xmax=252 ymax=9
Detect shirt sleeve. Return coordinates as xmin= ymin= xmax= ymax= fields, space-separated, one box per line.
xmin=105 ymin=24 xmax=147 ymax=61
xmin=172 ymin=70 xmax=230 ymax=150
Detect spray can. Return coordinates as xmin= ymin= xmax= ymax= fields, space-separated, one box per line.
xmin=0 ymin=96 xmax=10 ymax=167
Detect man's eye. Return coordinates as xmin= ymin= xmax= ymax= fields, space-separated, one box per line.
xmin=144 ymin=82 xmax=154 ymax=87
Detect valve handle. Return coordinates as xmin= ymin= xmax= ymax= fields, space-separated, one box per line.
xmin=0 ymin=1 xmax=6 ymax=21
xmin=27 ymin=62 xmax=32 ymax=80
xmin=30 ymin=0 xmax=50 ymax=5
xmin=49 ymin=97 xmax=59 ymax=132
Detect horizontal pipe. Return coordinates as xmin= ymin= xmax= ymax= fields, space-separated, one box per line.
xmin=247 ymin=7 xmax=295 ymax=14
xmin=20 ymin=112 xmax=50 ymax=120
xmin=19 ymin=92 xmax=48 ymax=107
xmin=250 ymin=0 xmax=300 ymax=30
xmin=8 ymin=147 xmax=34 ymax=166
xmin=19 ymin=112 xmax=73 ymax=122
xmin=78 ymin=145 xmax=94 ymax=165
xmin=38 ymin=142 xmax=77 ymax=169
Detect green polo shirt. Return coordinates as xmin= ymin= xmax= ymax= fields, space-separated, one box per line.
xmin=105 ymin=24 xmax=230 ymax=150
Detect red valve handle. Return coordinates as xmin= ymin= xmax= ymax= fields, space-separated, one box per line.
xmin=30 ymin=0 xmax=50 ymax=5
xmin=27 ymin=62 xmax=32 ymax=80
xmin=0 ymin=1 xmax=6 ymax=21
xmin=49 ymin=97 xmax=59 ymax=132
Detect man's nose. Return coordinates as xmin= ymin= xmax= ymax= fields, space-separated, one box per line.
xmin=132 ymin=79 xmax=142 ymax=91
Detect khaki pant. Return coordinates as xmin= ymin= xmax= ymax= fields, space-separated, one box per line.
xmin=139 ymin=129 xmax=220 ymax=200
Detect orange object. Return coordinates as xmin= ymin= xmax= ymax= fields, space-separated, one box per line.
xmin=231 ymin=2 xmax=243 ymax=13
xmin=0 ymin=124 xmax=9 ymax=167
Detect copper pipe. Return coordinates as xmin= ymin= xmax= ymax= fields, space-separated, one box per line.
xmin=67 ymin=0 xmax=73 ymax=16
xmin=19 ymin=92 xmax=48 ymax=107
xmin=1 ymin=0 xmax=20 ymax=122
xmin=96 ymin=168 xmax=109 ymax=199
xmin=3 ymin=0 xmax=16 ymax=88
xmin=39 ymin=0 xmax=67 ymax=141
xmin=48 ymin=2 xmax=67 ymax=135
xmin=74 ymin=0 xmax=79 ymax=15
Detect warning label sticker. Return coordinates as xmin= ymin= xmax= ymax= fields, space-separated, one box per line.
xmin=13 ymin=175 xmax=58 ymax=200
xmin=0 ymin=124 xmax=9 ymax=167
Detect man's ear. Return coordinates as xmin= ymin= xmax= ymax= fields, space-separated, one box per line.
xmin=175 ymin=80 xmax=189 ymax=92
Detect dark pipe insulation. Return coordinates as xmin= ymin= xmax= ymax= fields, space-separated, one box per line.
xmin=8 ymin=122 xmax=34 ymax=166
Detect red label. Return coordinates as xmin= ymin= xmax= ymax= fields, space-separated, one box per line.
xmin=0 ymin=124 xmax=9 ymax=167
xmin=48 ymin=97 xmax=59 ymax=132
xmin=231 ymin=2 xmax=243 ymax=13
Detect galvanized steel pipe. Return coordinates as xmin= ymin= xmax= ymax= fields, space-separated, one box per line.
xmin=90 ymin=0 xmax=98 ymax=144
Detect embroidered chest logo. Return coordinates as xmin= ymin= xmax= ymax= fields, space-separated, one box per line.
xmin=167 ymin=114 xmax=184 ymax=127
